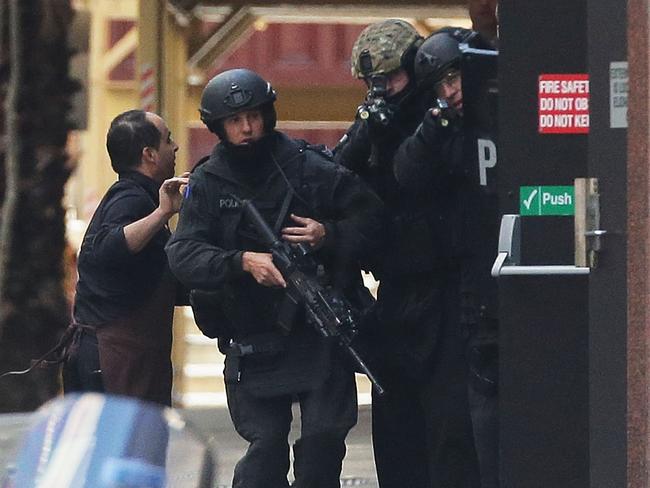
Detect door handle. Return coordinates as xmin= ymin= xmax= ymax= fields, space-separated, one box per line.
xmin=491 ymin=214 xmax=590 ymax=277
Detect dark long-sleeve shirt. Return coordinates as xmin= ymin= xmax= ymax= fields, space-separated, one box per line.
xmin=73 ymin=171 xmax=171 ymax=325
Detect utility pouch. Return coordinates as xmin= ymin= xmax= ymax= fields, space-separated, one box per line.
xmin=276 ymin=288 xmax=301 ymax=334
xmin=223 ymin=355 xmax=241 ymax=383
xmin=189 ymin=288 xmax=235 ymax=339
xmin=224 ymin=331 xmax=332 ymax=398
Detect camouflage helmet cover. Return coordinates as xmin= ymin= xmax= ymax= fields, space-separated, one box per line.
xmin=351 ymin=19 xmax=423 ymax=78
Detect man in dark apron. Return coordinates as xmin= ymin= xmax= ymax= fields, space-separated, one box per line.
xmin=62 ymin=109 xmax=188 ymax=407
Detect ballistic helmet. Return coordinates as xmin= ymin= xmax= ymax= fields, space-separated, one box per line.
xmin=199 ymin=68 xmax=277 ymax=135
xmin=351 ymin=19 xmax=423 ymax=79
xmin=414 ymin=27 xmax=476 ymax=87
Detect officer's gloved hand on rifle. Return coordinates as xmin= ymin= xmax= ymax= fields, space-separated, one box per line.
xmin=427 ymin=97 xmax=461 ymax=128
xmin=401 ymin=97 xmax=461 ymax=161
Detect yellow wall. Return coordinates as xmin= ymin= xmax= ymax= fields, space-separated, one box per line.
xmin=71 ymin=0 xmax=192 ymax=219
xmin=74 ymin=0 xmax=139 ymax=220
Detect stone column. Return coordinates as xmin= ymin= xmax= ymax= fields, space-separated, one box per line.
xmin=627 ymin=0 xmax=650 ymax=486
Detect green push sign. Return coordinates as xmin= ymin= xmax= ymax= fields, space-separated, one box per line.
xmin=520 ymin=186 xmax=575 ymax=216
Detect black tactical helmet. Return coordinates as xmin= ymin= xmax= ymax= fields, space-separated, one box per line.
xmin=199 ymin=68 xmax=277 ymax=135
xmin=414 ymin=27 xmax=476 ymax=87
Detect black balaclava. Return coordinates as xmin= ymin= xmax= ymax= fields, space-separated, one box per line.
xmin=222 ymin=131 xmax=278 ymax=189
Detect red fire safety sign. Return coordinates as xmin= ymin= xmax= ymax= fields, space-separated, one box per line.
xmin=538 ymin=74 xmax=590 ymax=134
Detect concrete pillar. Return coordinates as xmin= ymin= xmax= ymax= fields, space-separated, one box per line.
xmin=626 ymin=0 xmax=650 ymax=486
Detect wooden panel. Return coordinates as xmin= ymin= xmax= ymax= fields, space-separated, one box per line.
xmin=108 ymin=20 xmax=136 ymax=81
xmin=186 ymin=85 xmax=365 ymax=123
xmin=270 ymin=24 xmax=318 ymax=66
xmin=274 ymin=86 xmax=366 ymax=121
xmin=188 ymin=127 xmax=217 ymax=168
xmin=211 ymin=23 xmax=366 ymax=87
xmin=108 ymin=19 xmax=134 ymax=46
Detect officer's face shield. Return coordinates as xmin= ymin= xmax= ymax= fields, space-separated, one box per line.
xmin=434 ymin=67 xmax=464 ymax=114
xmin=1 ymin=393 xmax=215 ymax=488
xmin=434 ymin=68 xmax=462 ymax=96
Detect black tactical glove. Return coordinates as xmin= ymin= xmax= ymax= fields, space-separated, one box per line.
xmin=417 ymin=99 xmax=460 ymax=144
xmin=427 ymin=98 xmax=461 ymax=128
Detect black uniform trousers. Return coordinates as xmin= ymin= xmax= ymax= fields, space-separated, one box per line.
xmin=371 ymin=271 xmax=480 ymax=488
xmin=467 ymin=325 xmax=499 ymax=488
xmin=468 ymin=382 xmax=499 ymax=488
xmin=225 ymin=361 xmax=358 ymax=488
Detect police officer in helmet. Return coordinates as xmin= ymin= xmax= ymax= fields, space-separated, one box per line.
xmin=166 ymin=68 xmax=383 ymax=488
xmin=336 ymin=19 xmax=425 ymax=184
xmin=335 ymin=20 xmax=480 ymax=488
xmin=395 ymin=27 xmax=500 ymax=488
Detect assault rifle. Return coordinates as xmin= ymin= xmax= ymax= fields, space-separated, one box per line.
xmin=357 ymin=75 xmax=393 ymax=126
xmin=241 ymin=199 xmax=386 ymax=396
